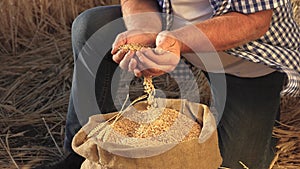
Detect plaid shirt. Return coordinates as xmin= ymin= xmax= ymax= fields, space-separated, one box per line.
xmin=157 ymin=0 xmax=300 ymax=96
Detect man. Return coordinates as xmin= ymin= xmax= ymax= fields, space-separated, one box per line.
xmin=36 ymin=0 xmax=299 ymax=168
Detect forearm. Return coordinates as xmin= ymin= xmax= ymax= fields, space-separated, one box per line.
xmin=121 ymin=0 xmax=162 ymax=32
xmin=171 ymin=10 xmax=273 ymax=52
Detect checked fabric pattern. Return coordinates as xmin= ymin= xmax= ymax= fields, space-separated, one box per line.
xmin=157 ymin=0 xmax=300 ymax=96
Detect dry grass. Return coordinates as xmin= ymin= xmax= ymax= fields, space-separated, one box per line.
xmin=0 ymin=0 xmax=119 ymax=168
xmin=292 ymin=0 xmax=300 ymax=24
xmin=0 ymin=0 xmax=119 ymax=56
xmin=271 ymin=96 xmax=300 ymax=169
xmin=0 ymin=0 xmax=299 ymax=168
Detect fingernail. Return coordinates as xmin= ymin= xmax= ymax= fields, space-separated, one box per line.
xmin=134 ymin=70 xmax=141 ymax=77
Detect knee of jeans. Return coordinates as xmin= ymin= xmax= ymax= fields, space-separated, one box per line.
xmin=72 ymin=5 xmax=121 ymax=43
xmin=71 ymin=11 xmax=91 ymax=61
xmin=71 ymin=5 xmax=122 ymax=59
xmin=71 ymin=10 xmax=95 ymax=52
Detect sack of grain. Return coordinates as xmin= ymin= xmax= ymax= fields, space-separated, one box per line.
xmin=72 ymin=98 xmax=222 ymax=169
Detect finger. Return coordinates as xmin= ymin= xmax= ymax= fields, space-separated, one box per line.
xmin=128 ymin=57 xmax=138 ymax=72
xmin=136 ymin=48 xmax=179 ymax=66
xmin=136 ymin=54 xmax=175 ymax=74
xmin=112 ymin=50 xmax=126 ymax=64
xmin=153 ymin=47 xmax=166 ymax=55
xmin=111 ymin=33 xmax=127 ymax=54
xmin=133 ymin=68 xmax=142 ymax=77
xmin=119 ymin=50 xmax=135 ymax=70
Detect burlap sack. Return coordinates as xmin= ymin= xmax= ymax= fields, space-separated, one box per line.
xmin=72 ymin=98 xmax=222 ymax=169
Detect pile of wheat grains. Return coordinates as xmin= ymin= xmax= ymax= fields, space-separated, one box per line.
xmin=100 ymin=44 xmax=201 ymax=146
xmin=101 ymin=107 xmax=201 ymax=147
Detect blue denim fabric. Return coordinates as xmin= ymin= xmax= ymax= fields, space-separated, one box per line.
xmin=205 ymin=71 xmax=284 ymax=169
xmin=64 ymin=5 xmax=124 ymax=153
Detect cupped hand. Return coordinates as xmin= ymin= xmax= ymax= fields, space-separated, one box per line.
xmin=133 ymin=31 xmax=182 ymax=77
xmin=111 ymin=29 xmax=157 ymax=70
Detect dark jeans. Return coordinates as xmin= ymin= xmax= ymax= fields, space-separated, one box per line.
xmin=65 ymin=5 xmax=285 ymax=169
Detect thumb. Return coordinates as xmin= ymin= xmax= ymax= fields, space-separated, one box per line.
xmin=111 ymin=33 xmax=127 ymax=54
xmin=156 ymin=31 xmax=181 ymax=52
xmin=156 ymin=31 xmax=181 ymax=55
xmin=156 ymin=31 xmax=172 ymax=50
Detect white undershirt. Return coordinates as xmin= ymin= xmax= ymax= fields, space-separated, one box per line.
xmin=171 ymin=0 xmax=275 ymax=77
xmin=171 ymin=0 xmax=213 ymax=22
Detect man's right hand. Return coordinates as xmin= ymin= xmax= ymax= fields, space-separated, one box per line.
xmin=111 ymin=29 xmax=157 ymax=70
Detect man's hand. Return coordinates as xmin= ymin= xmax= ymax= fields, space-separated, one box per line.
xmin=156 ymin=31 xmax=181 ymax=57
xmin=112 ymin=0 xmax=162 ymax=74
xmin=132 ymin=31 xmax=181 ymax=77
xmin=111 ymin=30 xmax=157 ymax=70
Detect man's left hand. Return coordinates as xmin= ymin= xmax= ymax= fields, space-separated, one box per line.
xmin=132 ymin=31 xmax=182 ymax=77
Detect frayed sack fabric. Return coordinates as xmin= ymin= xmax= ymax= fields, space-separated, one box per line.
xmin=72 ymin=98 xmax=222 ymax=169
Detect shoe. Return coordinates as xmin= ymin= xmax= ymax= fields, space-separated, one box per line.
xmin=33 ymin=152 xmax=84 ymax=169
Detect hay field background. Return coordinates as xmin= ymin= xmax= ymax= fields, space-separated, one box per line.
xmin=0 ymin=0 xmax=299 ymax=168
